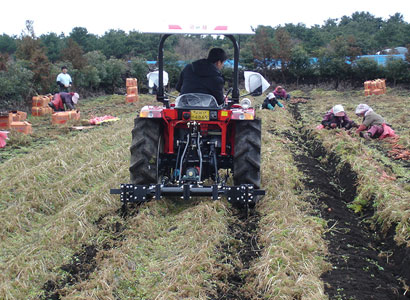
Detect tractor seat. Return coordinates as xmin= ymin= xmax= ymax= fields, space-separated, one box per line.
xmin=175 ymin=93 xmax=220 ymax=109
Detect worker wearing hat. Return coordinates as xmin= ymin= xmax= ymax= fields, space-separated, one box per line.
xmin=48 ymin=92 xmax=80 ymax=112
xmin=321 ymin=104 xmax=356 ymax=129
xmin=262 ymin=92 xmax=285 ymax=110
xmin=273 ymin=86 xmax=291 ymax=101
xmin=355 ymin=104 xmax=385 ymax=139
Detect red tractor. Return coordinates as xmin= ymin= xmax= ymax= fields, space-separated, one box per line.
xmin=111 ymin=25 xmax=268 ymax=210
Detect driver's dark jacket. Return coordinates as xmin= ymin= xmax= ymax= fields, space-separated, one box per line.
xmin=176 ymin=59 xmax=225 ymax=105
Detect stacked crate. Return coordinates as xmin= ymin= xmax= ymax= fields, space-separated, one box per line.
xmin=32 ymin=95 xmax=53 ymax=116
xmin=0 ymin=112 xmax=12 ymax=129
xmin=364 ymin=79 xmax=386 ymax=96
xmin=51 ymin=111 xmax=81 ymax=125
xmin=126 ymin=78 xmax=138 ymax=103
xmin=0 ymin=111 xmax=32 ymax=134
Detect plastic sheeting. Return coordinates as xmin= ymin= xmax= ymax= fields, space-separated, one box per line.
xmin=89 ymin=115 xmax=119 ymax=125
xmin=244 ymin=71 xmax=270 ymax=94
xmin=147 ymin=71 xmax=169 ymax=88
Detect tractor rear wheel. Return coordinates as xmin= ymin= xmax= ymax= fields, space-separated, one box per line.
xmin=233 ymin=119 xmax=261 ymax=189
xmin=129 ymin=118 xmax=161 ymax=184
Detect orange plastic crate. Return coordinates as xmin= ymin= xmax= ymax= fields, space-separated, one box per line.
xmin=126 ymin=78 xmax=137 ymax=87
xmin=43 ymin=107 xmax=53 ymax=115
xmin=51 ymin=111 xmax=80 ymax=124
xmin=32 ymin=107 xmax=41 ymax=116
xmin=364 ymin=81 xmax=372 ymax=90
xmin=41 ymin=97 xmax=49 ymax=107
xmin=125 ymin=94 xmax=138 ymax=103
xmin=0 ymin=113 xmax=12 ymax=129
xmin=10 ymin=111 xmax=27 ymax=121
xmin=10 ymin=121 xmax=32 ymax=134
xmin=32 ymin=98 xmax=42 ymax=107
xmin=32 ymin=107 xmax=51 ymax=116
xmin=32 ymin=95 xmax=51 ymax=107
xmin=127 ymin=86 xmax=138 ymax=95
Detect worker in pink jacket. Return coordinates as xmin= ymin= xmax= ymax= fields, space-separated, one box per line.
xmin=355 ymin=104 xmax=395 ymax=139
xmin=48 ymin=92 xmax=79 ymax=112
xmin=273 ymin=86 xmax=290 ymax=101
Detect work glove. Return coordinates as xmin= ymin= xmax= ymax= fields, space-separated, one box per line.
xmin=330 ymin=123 xmax=337 ymax=128
xmin=267 ymin=103 xmax=274 ymax=110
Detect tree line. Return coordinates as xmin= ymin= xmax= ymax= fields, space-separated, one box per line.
xmin=0 ymin=12 xmax=409 ymax=110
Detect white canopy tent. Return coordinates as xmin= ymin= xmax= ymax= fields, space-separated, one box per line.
xmin=147 ymin=71 xmax=169 ymax=88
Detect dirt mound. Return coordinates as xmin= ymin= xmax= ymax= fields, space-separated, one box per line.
xmin=41 ymin=245 xmax=98 ymax=300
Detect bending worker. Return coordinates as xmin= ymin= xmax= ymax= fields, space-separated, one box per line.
xmin=355 ymin=104 xmax=393 ymax=139
xmin=262 ymin=93 xmax=285 ymax=110
xmin=321 ymin=104 xmax=356 ymax=129
xmin=48 ymin=92 xmax=79 ymax=112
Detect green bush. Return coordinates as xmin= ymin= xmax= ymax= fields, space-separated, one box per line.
xmin=384 ymin=58 xmax=410 ymax=86
xmin=222 ymin=67 xmax=233 ymax=89
xmin=128 ymin=57 xmax=149 ymax=92
xmin=84 ymin=51 xmax=107 ymax=76
xmin=163 ymin=51 xmax=183 ymax=90
xmin=353 ymin=58 xmax=382 ymax=82
xmin=0 ymin=61 xmax=34 ymax=110
xmin=289 ymin=45 xmax=312 ymax=86
xmin=101 ymin=57 xmax=127 ymax=93
xmin=78 ymin=65 xmax=101 ymax=91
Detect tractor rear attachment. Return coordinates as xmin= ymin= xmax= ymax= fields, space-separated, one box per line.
xmin=110 ymin=183 xmax=265 ymax=208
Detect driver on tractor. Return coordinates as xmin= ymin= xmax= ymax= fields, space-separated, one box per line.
xmin=176 ymin=48 xmax=227 ymax=105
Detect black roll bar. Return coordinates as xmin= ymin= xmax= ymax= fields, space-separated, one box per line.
xmin=158 ymin=34 xmax=171 ymax=107
xmin=226 ymin=35 xmax=240 ymax=103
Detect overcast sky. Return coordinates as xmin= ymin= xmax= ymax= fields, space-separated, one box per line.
xmin=1 ymin=0 xmax=409 ymax=36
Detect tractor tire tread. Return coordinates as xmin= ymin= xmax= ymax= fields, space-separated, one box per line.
xmin=233 ymin=119 xmax=262 ymax=189
xmin=129 ymin=118 xmax=161 ymax=184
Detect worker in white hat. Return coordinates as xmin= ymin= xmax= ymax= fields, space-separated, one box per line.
xmin=355 ymin=104 xmax=385 ymax=139
xmin=48 ymin=92 xmax=80 ymax=112
xmin=321 ymin=104 xmax=356 ymax=129
xmin=262 ymin=92 xmax=285 ymax=110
